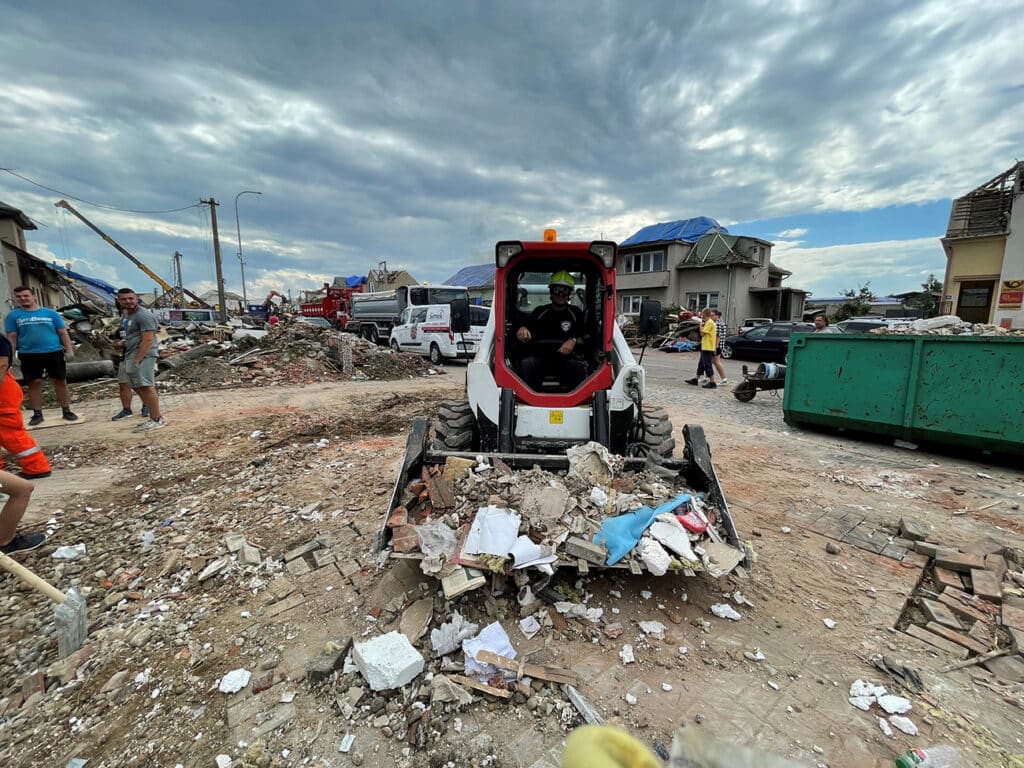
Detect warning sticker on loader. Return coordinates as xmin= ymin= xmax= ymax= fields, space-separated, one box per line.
xmin=549 ymin=410 xmax=563 ymax=424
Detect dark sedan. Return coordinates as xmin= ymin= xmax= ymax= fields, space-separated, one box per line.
xmin=719 ymin=321 xmax=814 ymax=363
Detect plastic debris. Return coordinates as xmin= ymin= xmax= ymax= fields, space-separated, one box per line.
xmin=877 ymin=694 xmax=912 ymax=715
xmin=823 ymin=618 xmax=837 ymax=629
xmin=619 ymin=644 xmax=635 ymax=664
xmin=463 ymin=622 xmax=515 ymax=682
xmin=431 ymin=612 xmax=480 ymax=657
xmin=52 ymin=544 xmax=87 ymax=561
xmin=878 ymin=718 xmax=894 ymax=737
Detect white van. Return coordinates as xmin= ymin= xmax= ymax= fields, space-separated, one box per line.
xmin=390 ymin=304 xmax=490 ymax=364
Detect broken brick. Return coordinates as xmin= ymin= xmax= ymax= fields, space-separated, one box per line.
xmin=252 ymin=671 xmax=276 ymax=694
xmin=898 ymin=517 xmax=926 ymax=541
xmin=984 ymin=554 xmax=1008 ymax=582
xmin=933 ymin=566 xmax=963 ymax=593
xmin=565 ymin=536 xmax=607 ymax=565
xmin=391 ymin=525 xmax=420 ymax=553
xmin=924 ymin=621 xmax=988 ymax=655
xmin=306 ymin=637 xmax=353 ymax=686
xmin=386 ymin=506 xmax=409 ymax=528
xmin=920 ymin=599 xmax=962 ymax=630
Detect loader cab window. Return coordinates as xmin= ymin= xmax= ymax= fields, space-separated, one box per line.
xmin=505 ymin=263 xmax=605 ymax=393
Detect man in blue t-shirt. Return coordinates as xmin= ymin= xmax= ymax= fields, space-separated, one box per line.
xmin=4 ymin=286 xmax=78 ymax=426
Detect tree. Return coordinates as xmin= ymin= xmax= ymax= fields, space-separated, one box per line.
xmin=907 ymin=274 xmax=942 ymax=318
xmin=831 ymin=283 xmax=876 ymax=322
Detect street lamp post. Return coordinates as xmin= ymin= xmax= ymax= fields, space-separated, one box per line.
xmin=234 ymin=190 xmax=262 ymax=308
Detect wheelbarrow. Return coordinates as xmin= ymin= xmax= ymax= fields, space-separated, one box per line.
xmin=733 ymin=363 xmax=786 ymax=402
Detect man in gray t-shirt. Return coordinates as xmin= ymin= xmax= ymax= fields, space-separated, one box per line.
xmin=116 ymin=288 xmax=166 ymax=432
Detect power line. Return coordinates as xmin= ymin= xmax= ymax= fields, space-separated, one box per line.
xmin=0 ymin=167 xmax=202 ymax=214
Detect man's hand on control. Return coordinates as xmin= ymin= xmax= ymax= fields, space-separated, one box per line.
xmin=558 ymin=339 xmax=576 ymax=356
xmin=517 ymin=327 xmax=532 ymax=342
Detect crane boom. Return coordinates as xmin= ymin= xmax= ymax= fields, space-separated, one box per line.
xmin=55 ymin=199 xmax=211 ymax=309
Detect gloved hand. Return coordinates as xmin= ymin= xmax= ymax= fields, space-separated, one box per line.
xmin=64 ymin=348 xmax=76 ymax=361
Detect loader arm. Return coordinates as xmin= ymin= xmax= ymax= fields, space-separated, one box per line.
xmin=56 ymin=200 xmax=211 ymax=308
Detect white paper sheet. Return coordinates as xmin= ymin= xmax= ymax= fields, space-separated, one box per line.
xmin=463 ymin=622 xmax=516 ymax=681
xmin=508 ymin=535 xmax=558 ymax=569
xmin=464 ymin=505 xmax=521 ymax=556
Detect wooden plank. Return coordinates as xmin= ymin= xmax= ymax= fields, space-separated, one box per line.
xmin=474 ymin=651 xmax=581 ymax=686
xmin=924 ymin=622 xmax=989 ymax=655
xmin=904 ymin=625 xmax=968 ymax=658
xmin=939 ymin=587 xmax=1000 ymax=624
xmin=920 ymin=599 xmax=962 ymax=630
xmin=449 ymin=674 xmax=511 ymax=699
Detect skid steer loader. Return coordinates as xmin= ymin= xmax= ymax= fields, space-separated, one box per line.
xmin=378 ymin=232 xmax=744 ymax=573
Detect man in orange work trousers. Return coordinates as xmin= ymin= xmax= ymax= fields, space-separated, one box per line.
xmin=0 ymin=332 xmax=51 ymax=479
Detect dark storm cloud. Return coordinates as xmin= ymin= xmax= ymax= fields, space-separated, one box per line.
xmin=1 ymin=0 xmax=1021 ymax=296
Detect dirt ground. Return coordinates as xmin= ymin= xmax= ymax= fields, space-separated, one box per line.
xmin=2 ymin=370 xmax=1023 ymax=768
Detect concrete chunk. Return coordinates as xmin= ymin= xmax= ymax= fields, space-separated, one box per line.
xmin=224 ymin=533 xmax=248 ymax=553
xmin=914 ymin=541 xmax=940 ymax=558
xmin=934 ymin=550 xmax=985 ymax=573
xmin=970 ymin=568 xmax=1002 ymax=603
xmin=353 ymin=631 xmax=424 ymax=691
xmin=898 ymin=518 xmax=926 ymax=542
xmin=920 ymin=599 xmax=962 ymax=630
xmin=984 ymin=554 xmax=1008 ymax=582
xmin=240 ymin=544 xmax=262 ymax=566
xmin=565 ymin=536 xmax=607 ymax=565
xmin=983 ymin=654 xmax=1024 ymax=684
xmin=306 ymin=637 xmax=353 ymax=686
xmin=933 ymin=566 xmax=962 ymax=593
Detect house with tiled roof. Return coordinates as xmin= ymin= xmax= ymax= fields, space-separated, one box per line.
xmin=617 ymin=216 xmax=807 ymax=328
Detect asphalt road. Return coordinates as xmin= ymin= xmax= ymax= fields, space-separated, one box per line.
xmin=634 ymin=346 xmax=757 ymax=387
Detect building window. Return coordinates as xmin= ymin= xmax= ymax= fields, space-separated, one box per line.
xmin=684 ymin=292 xmax=719 ymax=311
xmin=620 ymin=295 xmax=649 ymax=314
xmin=621 ymin=250 xmax=666 ymax=273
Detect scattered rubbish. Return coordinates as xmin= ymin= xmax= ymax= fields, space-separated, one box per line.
xmin=619 ymin=645 xmax=635 ymax=664
xmin=51 ymin=544 xmax=87 ymax=561
xmin=218 ymin=668 xmax=251 ymax=694
xmin=338 ymin=734 xmax=355 ymax=753
xmin=711 ymin=603 xmax=741 ymax=621
xmin=661 ymin=683 xmax=673 ymax=692
xmin=518 ymin=616 xmax=541 ymax=639
xmin=877 ymin=694 xmax=912 ymax=715
xmin=889 ymin=715 xmax=918 ymax=736
xmin=823 ymin=618 xmax=837 ymax=630
xmin=638 ymin=621 xmax=667 ymax=636
xmin=463 ymin=622 xmax=515 ymax=682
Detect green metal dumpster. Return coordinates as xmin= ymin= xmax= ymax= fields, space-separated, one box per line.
xmin=782 ymin=334 xmax=1024 ymax=455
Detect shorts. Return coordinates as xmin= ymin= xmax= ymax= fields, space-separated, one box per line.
xmin=123 ymin=357 xmax=156 ymax=388
xmin=714 ymin=346 xmax=723 ymax=358
xmin=18 ymin=351 xmax=67 ymax=382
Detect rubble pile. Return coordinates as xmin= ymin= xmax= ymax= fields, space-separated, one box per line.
xmin=895 ymin=518 xmax=1024 ymax=682
xmin=384 ymin=444 xmax=746 ymax=599
xmin=869 ymin=315 xmax=1024 ymax=337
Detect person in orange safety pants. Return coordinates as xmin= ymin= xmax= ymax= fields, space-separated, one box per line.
xmin=0 ymin=333 xmax=51 ymax=478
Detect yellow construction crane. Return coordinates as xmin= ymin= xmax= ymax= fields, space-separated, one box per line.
xmin=55 ymin=199 xmax=211 ymax=308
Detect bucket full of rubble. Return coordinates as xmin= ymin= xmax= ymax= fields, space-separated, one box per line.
xmin=377 ymin=417 xmax=747 ymax=600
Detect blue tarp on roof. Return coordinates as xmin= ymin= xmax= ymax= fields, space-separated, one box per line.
xmin=444 ymin=264 xmax=495 ymax=289
xmin=620 ymin=217 xmax=727 ymax=247
xmin=344 ymin=275 xmax=367 ymax=289
xmin=50 ymin=263 xmax=119 ymax=306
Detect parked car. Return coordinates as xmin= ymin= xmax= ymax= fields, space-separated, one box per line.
xmin=294 ymin=316 xmax=333 ymax=329
xmin=390 ymin=304 xmax=490 ymax=364
xmin=720 ymin=321 xmax=815 ymax=363
xmin=738 ymin=317 xmax=773 ymax=334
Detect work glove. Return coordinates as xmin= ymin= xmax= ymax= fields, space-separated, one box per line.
xmin=64 ymin=348 xmax=76 ymax=361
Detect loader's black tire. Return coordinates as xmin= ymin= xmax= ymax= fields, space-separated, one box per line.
xmin=432 ymin=399 xmax=477 ymax=451
xmin=642 ymin=405 xmax=676 ymax=458
xmin=733 ymin=381 xmax=757 ymax=402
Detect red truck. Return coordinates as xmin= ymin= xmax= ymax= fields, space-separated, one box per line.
xmin=300 ymin=284 xmax=362 ymax=329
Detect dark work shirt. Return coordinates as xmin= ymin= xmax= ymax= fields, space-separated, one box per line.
xmin=0 ymin=335 xmax=12 ymax=362
xmin=527 ymin=303 xmax=585 ymax=344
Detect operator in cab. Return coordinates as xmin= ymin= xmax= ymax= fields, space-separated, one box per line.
xmin=515 ymin=271 xmax=588 ymax=392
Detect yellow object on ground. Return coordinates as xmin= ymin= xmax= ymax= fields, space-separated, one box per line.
xmin=561 ymin=725 xmax=661 ymax=768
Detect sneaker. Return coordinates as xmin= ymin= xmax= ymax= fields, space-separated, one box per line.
xmin=112 ymin=408 xmax=133 ymax=421
xmin=719 ymin=378 xmax=729 ymax=385
xmin=20 ymin=470 xmax=52 ymax=479
xmin=133 ymin=418 xmax=166 ymax=433
xmin=141 ymin=405 xmax=150 ymax=418
xmin=685 ymin=378 xmax=699 ymax=386
xmin=28 ymin=413 xmax=44 ymax=427
xmin=701 ymin=381 xmax=717 ymax=389
xmin=0 ymin=532 xmax=47 ymax=555
xmin=62 ymin=408 xmax=79 ymax=421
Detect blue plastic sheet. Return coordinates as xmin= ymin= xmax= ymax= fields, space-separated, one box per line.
xmin=593 ymin=493 xmax=693 ymax=565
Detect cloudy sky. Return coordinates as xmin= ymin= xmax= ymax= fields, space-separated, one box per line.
xmin=1 ymin=1 xmax=1022 ymax=305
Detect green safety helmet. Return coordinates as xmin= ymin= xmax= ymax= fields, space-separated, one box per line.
xmin=549 ymin=271 xmax=575 ymax=290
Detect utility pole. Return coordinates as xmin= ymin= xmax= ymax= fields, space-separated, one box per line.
xmin=173 ymin=251 xmax=184 ymax=308
xmin=201 ymin=198 xmax=228 ymax=321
